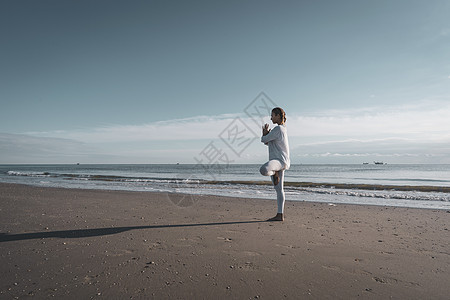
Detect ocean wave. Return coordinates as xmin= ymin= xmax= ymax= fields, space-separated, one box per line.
xmin=5 ymin=171 xmax=204 ymax=184
xmin=204 ymin=180 xmax=450 ymax=193
xmin=6 ymin=169 xmax=450 ymax=195
xmin=7 ymin=171 xmax=51 ymax=177
xmin=63 ymin=174 xmax=203 ymax=184
xmin=287 ymin=187 xmax=450 ymax=202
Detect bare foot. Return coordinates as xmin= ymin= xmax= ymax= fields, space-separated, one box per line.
xmin=273 ymin=171 xmax=280 ymax=186
xmin=267 ymin=213 xmax=284 ymax=221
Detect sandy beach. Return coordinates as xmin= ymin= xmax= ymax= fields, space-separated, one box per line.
xmin=0 ymin=183 xmax=449 ymax=299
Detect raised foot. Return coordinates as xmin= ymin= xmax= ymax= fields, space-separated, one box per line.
xmin=273 ymin=171 xmax=280 ymax=186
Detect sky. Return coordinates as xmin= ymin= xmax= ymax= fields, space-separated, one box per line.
xmin=1 ymin=0 xmax=450 ymax=164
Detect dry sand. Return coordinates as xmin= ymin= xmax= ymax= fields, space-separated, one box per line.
xmin=0 ymin=183 xmax=449 ymax=299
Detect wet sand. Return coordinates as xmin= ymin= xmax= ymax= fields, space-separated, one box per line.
xmin=0 ymin=183 xmax=449 ymax=299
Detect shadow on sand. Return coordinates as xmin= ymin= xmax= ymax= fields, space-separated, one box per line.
xmin=0 ymin=220 xmax=268 ymax=243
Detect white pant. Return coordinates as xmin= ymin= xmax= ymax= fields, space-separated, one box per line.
xmin=260 ymin=160 xmax=285 ymax=214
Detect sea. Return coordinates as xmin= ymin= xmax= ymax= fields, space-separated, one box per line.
xmin=1 ymin=164 xmax=450 ymax=210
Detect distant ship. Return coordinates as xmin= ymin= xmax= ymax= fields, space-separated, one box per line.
xmin=374 ymin=161 xmax=385 ymax=165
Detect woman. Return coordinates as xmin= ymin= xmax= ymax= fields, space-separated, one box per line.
xmin=260 ymin=107 xmax=290 ymax=221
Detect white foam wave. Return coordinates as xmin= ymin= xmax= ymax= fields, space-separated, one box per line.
xmin=7 ymin=171 xmax=51 ymax=177
xmin=289 ymin=187 xmax=450 ymax=202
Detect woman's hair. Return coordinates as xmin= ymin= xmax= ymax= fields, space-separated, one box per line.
xmin=272 ymin=107 xmax=286 ymax=124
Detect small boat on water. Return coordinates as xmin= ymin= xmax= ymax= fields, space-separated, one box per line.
xmin=374 ymin=161 xmax=385 ymax=165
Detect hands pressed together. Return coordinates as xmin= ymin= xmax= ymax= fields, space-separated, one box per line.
xmin=262 ymin=123 xmax=271 ymax=136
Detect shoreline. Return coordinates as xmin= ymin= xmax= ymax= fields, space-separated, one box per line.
xmin=1 ymin=181 xmax=449 ymax=211
xmin=1 ymin=183 xmax=449 ymax=299
xmin=3 ymin=171 xmax=450 ymax=193
xmin=207 ymin=180 xmax=450 ymax=193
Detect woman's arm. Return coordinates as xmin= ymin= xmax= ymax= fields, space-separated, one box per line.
xmin=261 ymin=125 xmax=279 ymax=144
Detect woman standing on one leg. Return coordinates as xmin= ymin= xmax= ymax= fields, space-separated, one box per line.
xmin=260 ymin=107 xmax=290 ymax=221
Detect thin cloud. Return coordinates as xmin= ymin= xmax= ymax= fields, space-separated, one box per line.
xmin=287 ymin=100 xmax=450 ymax=141
xmin=287 ymin=100 xmax=450 ymax=163
xmin=4 ymin=100 xmax=450 ymax=164
xmin=0 ymin=133 xmax=97 ymax=163
xmin=25 ymin=113 xmax=263 ymax=143
xmin=25 ymin=100 xmax=450 ymax=144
